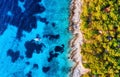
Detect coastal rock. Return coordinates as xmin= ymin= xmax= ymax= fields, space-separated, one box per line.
xmin=69 ymin=0 xmax=90 ymax=77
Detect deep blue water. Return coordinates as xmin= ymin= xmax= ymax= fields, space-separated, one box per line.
xmin=0 ymin=0 xmax=73 ymax=77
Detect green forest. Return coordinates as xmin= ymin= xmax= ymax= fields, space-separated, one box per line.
xmin=81 ymin=0 xmax=120 ymax=77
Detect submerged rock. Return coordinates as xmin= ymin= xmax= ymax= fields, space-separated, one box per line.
xmin=7 ymin=49 xmax=20 ymax=63
xmin=39 ymin=17 xmax=49 ymax=25
xmin=25 ymin=40 xmax=45 ymax=58
xmin=33 ymin=63 xmax=39 ymax=69
xmin=48 ymin=51 xmax=59 ymax=62
xmin=26 ymin=71 xmax=32 ymax=77
xmin=42 ymin=66 xmax=50 ymax=73
xmin=43 ymin=34 xmax=60 ymax=40
xmin=54 ymin=44 xmax=64 ymax=53
xmin=51 ymin=22 xmax=56 ymax=27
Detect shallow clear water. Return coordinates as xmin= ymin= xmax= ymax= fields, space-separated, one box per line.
xmin=0 ymin=0 xmax=72 ymax=77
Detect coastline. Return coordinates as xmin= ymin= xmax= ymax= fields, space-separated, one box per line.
xmin=69 ymin=0 xmax=90 ymax=77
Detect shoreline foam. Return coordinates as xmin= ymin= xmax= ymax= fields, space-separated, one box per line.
xmin=69 ymin=0 xmax=90 ymax=77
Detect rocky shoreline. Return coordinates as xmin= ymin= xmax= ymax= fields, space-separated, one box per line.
xmin=69 ymin=0 xmax=90 ymax=77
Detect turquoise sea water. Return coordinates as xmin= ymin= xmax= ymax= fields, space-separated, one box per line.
xmin=0 ymin=0 xmax=73 ymax=77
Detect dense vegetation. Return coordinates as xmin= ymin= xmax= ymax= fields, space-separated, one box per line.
xmin=81 ymin=0 xmax=120 ymax=77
